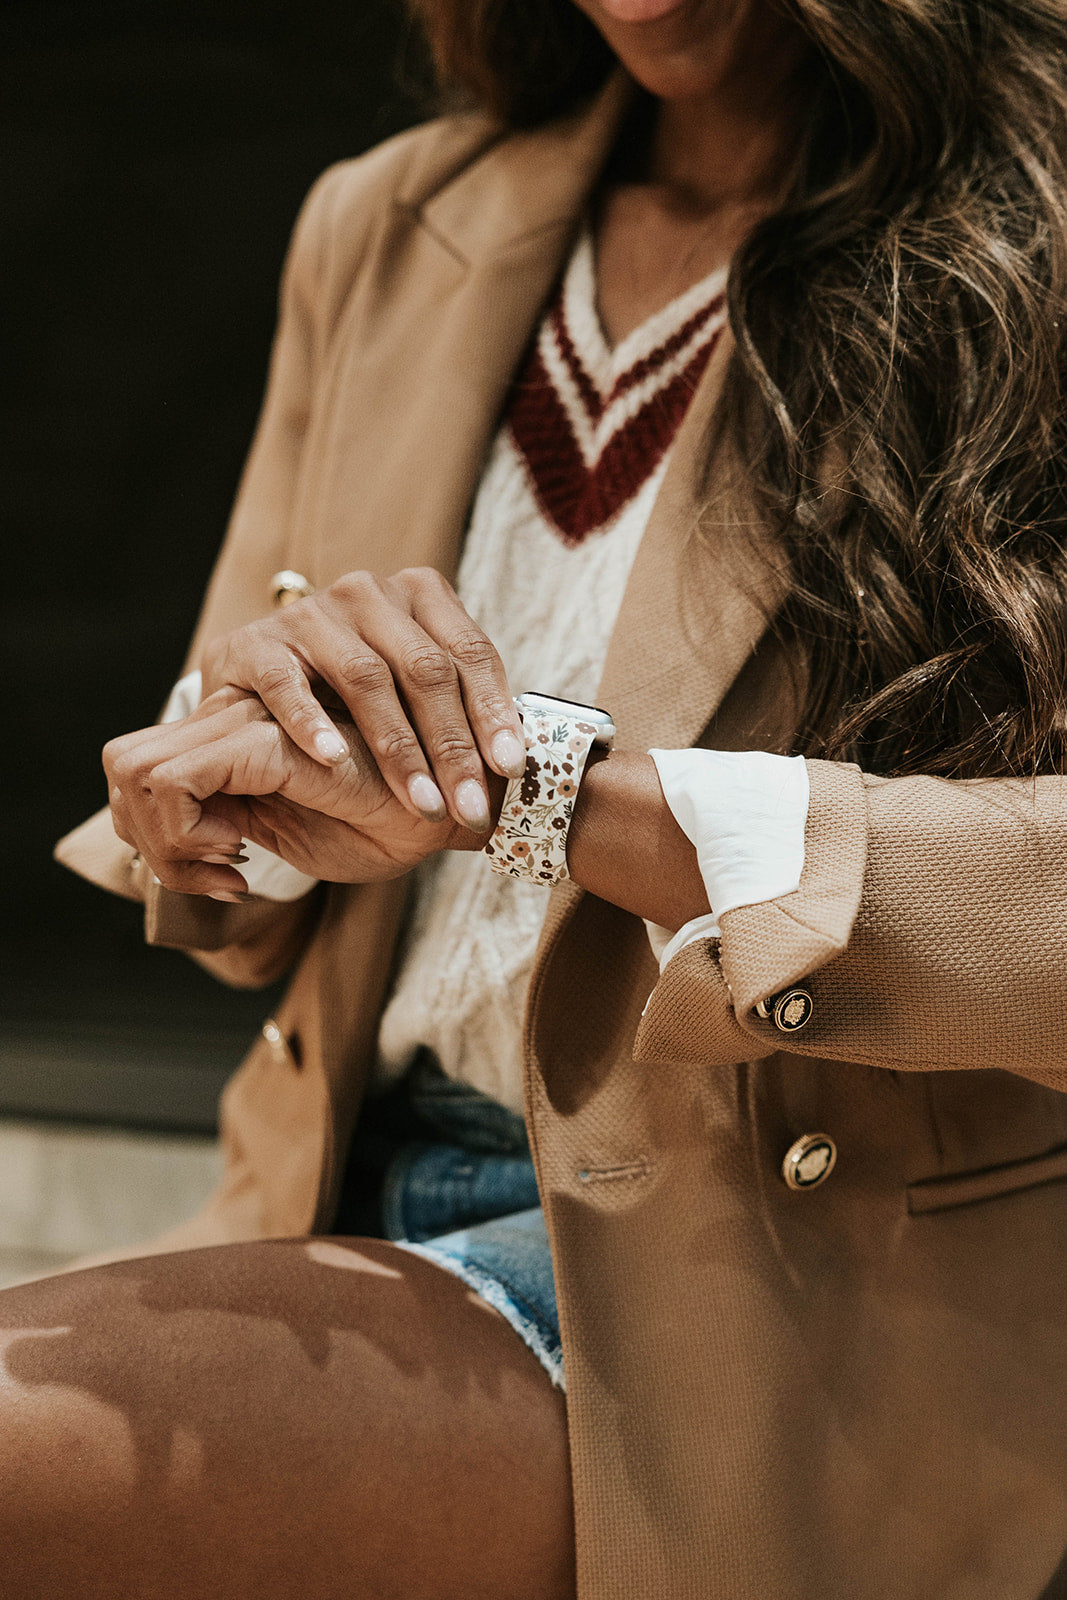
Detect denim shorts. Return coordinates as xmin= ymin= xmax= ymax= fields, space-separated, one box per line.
xmin=333 ymin=1052 xmax=564 ymax=1390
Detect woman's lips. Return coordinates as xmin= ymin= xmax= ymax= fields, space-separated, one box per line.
xmin=595 ymin=0 xmax=687 ymax=21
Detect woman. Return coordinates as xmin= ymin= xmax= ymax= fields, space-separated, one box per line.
xmin=11 ymin=0 xmax=1067 ymax=1594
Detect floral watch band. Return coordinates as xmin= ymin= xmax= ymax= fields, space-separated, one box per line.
xmin=484 ymin=697 xmax=613 ymax=885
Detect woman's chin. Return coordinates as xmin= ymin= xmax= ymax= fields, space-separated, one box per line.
xmin=576 ymin=0 xmax=744 ymax=101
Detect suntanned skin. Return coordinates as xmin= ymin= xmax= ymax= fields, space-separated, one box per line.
xmin=3 ymin=3 xmax=810 ymax=1594
xmin=0 ymin=1241 xmax=576 ymax=1600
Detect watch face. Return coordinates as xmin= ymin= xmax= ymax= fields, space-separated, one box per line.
xmin=515 ymin=692 xmax=616 ymax=745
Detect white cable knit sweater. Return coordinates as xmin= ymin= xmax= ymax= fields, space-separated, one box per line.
xmin=374 ymin=229 xmax=728 ymax=1113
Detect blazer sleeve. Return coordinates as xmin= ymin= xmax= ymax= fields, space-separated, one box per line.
xmin=633 ymin=756 xmax=1067 ymax=1094
xmin=55 ymin=156 xmax=366 ymax=987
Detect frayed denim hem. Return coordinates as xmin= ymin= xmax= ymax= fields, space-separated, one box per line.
xmin=398 ymin=1238 xmax=566 ymax=1393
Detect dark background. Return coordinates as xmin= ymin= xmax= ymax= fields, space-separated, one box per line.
xmin=2 ymin=1 xmax=423 ymax=1130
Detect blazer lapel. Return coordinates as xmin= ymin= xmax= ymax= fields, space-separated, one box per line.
xmin=596 ymin=327 xmax=788 ymax=751
xmin=314 ymin=64 xmax=785 ymax=762
xmin=310 ymin=73 xmax=633 ymax=592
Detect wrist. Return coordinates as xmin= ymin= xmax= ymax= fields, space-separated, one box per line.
xmin=565 ymin=750 xmax=710 ymax=927
xmin=563 ymin=745 xmax=612 ymax=859
xmin=446 ymin=746 xmax=710 ymax=930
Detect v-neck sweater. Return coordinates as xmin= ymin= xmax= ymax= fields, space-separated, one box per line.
xmin=374 ymin=230 xmax=729 ymax=1112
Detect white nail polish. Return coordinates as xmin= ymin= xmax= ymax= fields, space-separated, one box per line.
xmin=314 ymin=729 xmax=348 ymax=764
xmin=491 ymin=729 xmax=527 ymax=777
xmin=408 ymin=773 xmax=447 ymax=820
xmin=455 ymin=778 xmax=491 ymax=832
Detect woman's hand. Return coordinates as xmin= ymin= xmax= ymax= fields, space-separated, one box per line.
xmin=103 ymin=689 xmax=490 ymax=899
xmin=102 ymin=689 xmax=711 ymax=930
xmin=199 ymin=567 xmax=527 ymax=833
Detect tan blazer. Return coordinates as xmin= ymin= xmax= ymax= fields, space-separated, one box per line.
xmin=57 ymin=77 xmax=1067 ymax=1600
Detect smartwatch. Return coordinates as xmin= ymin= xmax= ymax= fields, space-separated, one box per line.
xmin=484 ymin=692 xmax=615 ymax=885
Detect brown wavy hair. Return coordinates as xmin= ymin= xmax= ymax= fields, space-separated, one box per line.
xmin=410 ymin=0 xmax=1067 ymax=778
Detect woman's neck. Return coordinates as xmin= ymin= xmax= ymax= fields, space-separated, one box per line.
xmin=591 ymin=39 xmax=810 ymax=346
xmin=647 ymin=85 xmax=804 ymax=215
xmin=644 ymin=14 xmax=811 ymax=210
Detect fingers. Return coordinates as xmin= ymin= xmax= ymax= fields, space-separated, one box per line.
xmin=137 ymin=725 xmax=291 ymax=883
xmin=397 ymin=568 xmax=526 ymax=781
xmin=322 ymin=569 xmax=523 ymax=832
xmin=268 ymin=584 xmax=450 ymax=825
xmin=200 ymin=567 xmax=522 ymax=835
xmin=224 ymin=575 xmax=487 ymax=832
xmin=221 ymin=644 xmax=350 ymax=769
xmin=121 ymin=835 xmax=248 ymax=901
xmin=323 ymin=574 xmax=486 ymax=829
xmin=103 ymin=701 xmax=276 ymax=898
xmin=103 ymin=690 xmax=269 ymax=777
xmin=111 ymin=778 xmax=249 ymax=901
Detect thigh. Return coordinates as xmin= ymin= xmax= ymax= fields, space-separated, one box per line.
xmin=0 ymin=1237 xmax=575 ymax=1600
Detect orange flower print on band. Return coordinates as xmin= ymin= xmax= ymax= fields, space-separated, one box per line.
xmin=483 ymin=709 xmax=599 ymax=885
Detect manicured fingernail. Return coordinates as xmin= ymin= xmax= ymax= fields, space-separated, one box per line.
xmin=314 ymin=729 xmax=348 ymax=764
xmin=204 ymin=851 xmax=248 ymax=865
xmin=408 ymin=773 xmax=447 ymax=821
xmin=491 ymin=729 xmax=526 ymax=778
xmin=209 ymin=891 xmax=244 ymax=903
xmin=455 ymin=778 xmax=492 ymax=832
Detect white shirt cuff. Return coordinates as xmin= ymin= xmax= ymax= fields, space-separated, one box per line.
xmin=643 ymin=749 xmax=810 ymax=974
xmin=160 ymin=670 xmax=318 ymax=904
xmin=645 ymin=912 xmax=723 ymax=971
xmin=160 ymin=670 xmax=204 ymax=724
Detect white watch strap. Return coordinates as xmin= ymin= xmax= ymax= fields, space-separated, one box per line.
xmin=484 ymin=706 xmax=600 ymax=885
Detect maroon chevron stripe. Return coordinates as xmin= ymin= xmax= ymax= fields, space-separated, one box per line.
xmin=550 ymin=291 xmax=726 ymax=428
xmin=605 ymin=293 xmax=725 ymax=407
xmin=508 ymin=326 xmax=723 ymax=544
xmin=551 ymin=301 xmax=603 ymax=426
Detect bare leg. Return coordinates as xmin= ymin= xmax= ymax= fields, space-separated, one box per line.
xmin=0 ymin=1238 xmax=575 ymax=1600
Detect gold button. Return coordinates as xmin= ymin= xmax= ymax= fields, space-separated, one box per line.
xmin=774 ymin=988 xmax=813 ymax=1032
xmin=755 ymin=986 xmax=814 ymax=1033
xmin=261 ymin=1019 xmax=283 ymax=1047
xmin=782 ymin=1133 xmax=837 ymax=1191
xmin=270 ymin=569 xmax=314 ymax=608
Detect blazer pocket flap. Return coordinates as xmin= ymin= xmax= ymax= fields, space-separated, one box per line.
xmin=907 ymin=1142 xmax=1067 ymax=1215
